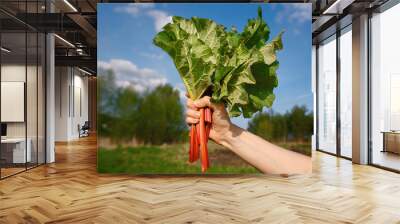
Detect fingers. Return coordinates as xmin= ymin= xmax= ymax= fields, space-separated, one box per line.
xmin=185 ymin=106 xmax=200 ymax=125
xmin=188 ymin=96 xmax=220 ymax=111
xmin=193 ymin=96 xmax=214 ymax=110
xmin=186 ymin=117 xmax=199 ymax=125
xmin=186 ymin=98 xmax=197 ymax=110
xmin=186 ymin=97 xmax=200 ymax=125
xmin=186 ymin=109 xmax=200 ymax=119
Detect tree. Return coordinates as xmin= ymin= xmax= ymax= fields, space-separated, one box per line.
xmin=286 ymin=105 xmax=313 ymax=142
xmin=112 ymin=88 xmax=140 ymax=141
xmin=270 ymin=113 xmax=288 ymax=142
xmin=97 ymin=72 xmax=187 ymax=145
xmin=247 ymin=105 xmax=313 ymax=143
xmin=247 ymin=111 xmax=274 ymax=140
xmin=135 ymin=85 xmax=186 ymax=145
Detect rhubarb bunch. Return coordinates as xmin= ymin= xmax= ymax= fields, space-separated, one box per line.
xmin=153 ymin=7 xmax=283 ymax=172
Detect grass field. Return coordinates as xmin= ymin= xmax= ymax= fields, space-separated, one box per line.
xmin=98 ymin=141 xmax=311 ymax=174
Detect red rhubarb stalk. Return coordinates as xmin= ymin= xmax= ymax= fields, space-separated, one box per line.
xmin=199 ymin=108 xmax=208 ymax=172
xmin=189 ymin=125 xmax=195 ymax=162
xmin=193 ymin=123 xmax=199 ymax=161
xmin=188 ymin=106 xmax=212 ymax=172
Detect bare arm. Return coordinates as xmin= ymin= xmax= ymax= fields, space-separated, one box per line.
xmin=186 ymin=96 xmax=311 ymax=175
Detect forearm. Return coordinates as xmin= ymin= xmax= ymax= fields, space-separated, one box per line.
xmin=219 ymin=124 xmax=311 ymax=174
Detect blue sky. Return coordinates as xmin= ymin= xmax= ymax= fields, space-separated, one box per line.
xmin=98 ymin=3 xmax=312 ymax=128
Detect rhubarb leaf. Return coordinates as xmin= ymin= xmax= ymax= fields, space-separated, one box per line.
xmin=154 ymin=7 xmax=283 ymax=118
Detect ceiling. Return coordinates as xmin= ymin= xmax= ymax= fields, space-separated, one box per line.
xmin=311 ymin=0 xmax=390 ymax=43
xmin=1 ymin=0 xmax=395 ymax=73
xmin=0 ymin=0 xmax=98 ymax=74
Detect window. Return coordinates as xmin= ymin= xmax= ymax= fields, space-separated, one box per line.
xmin=0 ymin=1 xmax=46 ymax=179
xmin=317 ymin=35 xmax=337 ymax=154
xmin=339 ymin=26 xmax=352 ymax=158
xmin=370 ymin=3 xmax=400 ymax=171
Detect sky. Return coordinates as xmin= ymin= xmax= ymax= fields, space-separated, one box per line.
xmin=98 ymin=3 xmax=312 ymax=128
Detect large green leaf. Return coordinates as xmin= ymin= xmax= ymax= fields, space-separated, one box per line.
xmin=241 ymin=7 xmax=270 ymax=49
xmin=154 ymin=15 xmax=226 ymax=99
xmin=153 ymin=7 xmax=283 ymax=117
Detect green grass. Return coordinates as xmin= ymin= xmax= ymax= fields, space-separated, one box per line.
xmin=97 ymin=142 xmax=311 ymax=174
xmin=278 ymin=142 xmax=311 ymax=156
xmin=98 ymin=143 xmax=259 ymax=174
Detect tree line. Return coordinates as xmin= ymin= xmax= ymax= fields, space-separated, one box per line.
xmin=247 ymin=106 xmax=313 ymax=143
xmin=98 ymin=71 xmax=313 ymax=145
xmin=98 ymin=71 xmax=187 ymax=145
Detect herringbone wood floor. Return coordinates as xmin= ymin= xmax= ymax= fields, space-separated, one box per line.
xmin=1 ymin=136 xmax=400 ymax=224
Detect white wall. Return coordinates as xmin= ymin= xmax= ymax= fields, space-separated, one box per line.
xmin=1 ymin=82 xmax=25 ymax=122
xmin=1 ymin=65 xmax=26 ymax=132
xmin=72 ymin=73 xmax=89 ymax=138
xmin=1 ymin=63 xmax=46 ymax=164
xmin=55 ymin=66 xmax=70 ymax=141
xmin=1 ymin=65 xmax=39 ymax=138
xmin=55 ymin=67 xmax=89 ymax=141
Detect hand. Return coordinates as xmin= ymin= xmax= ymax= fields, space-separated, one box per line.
xmin=185 ymin=96 xmax=311 ymax=174
xmin=186 ymin=96 xmax=233 ymax=145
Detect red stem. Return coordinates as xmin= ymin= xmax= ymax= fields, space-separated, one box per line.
xmin=188 ymin=107 xmax=212 ymax=172
xmin=196 ymin=123 xmax=200 ymax=148
xmin=193 ymin=124 xmax=199 ymax=161
xmin=189 ymin=125 xmax=195 ymax=163
xmin=199 ymin=108 xmax=205 ymax=171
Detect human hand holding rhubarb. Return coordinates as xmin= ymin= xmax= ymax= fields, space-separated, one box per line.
xmin=186 ymin=96 xmax=312 ymax=175
xmin=186 ymin=96 xmax=232 ymax=146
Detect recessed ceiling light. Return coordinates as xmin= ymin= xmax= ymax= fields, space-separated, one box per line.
xmin=323 ymin=0 xmax=355 ymax=15
xmin=63 ymin=0 xmax=78 ymax=12
xmin=1 ymin=47 xmax=11 ymax=53
xmin=78 ymin=67 xmax=92 ymax=76
xmin=54 ymin=34 xmax=75 ymax=48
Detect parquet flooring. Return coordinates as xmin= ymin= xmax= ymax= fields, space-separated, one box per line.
xmin=1 ymin=135 xmax=400 ymax=223
xmin=1 ymin=167 xmax=26 ymax=178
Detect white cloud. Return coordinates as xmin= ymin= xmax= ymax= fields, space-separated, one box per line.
xmin=289 ymin=4 xmax=311 ymax=24
xmin=98 ymin=59 xmax=167 ymax=93
xmin=139 ymin=52 xmax=164 ymax=60
xmin=174 ymin=83 xmax=187 ymax=100
xmin=114 ymin=3 xmax=171 ymax=32
xmin=147 ymin=10 xmax=172 ymax=32
xmin=276 ymin=4 xmax=311 ymax=24
xmin=114 ymin=3 xmax=154 ymax=15
xmin=98 ymin=60 xmax=112 ymax=70
xmin=292 ymin=28 xmax=301 ymax=36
